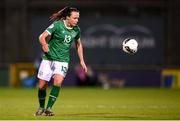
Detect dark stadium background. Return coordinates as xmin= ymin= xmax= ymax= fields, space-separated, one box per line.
xmin=0 ymin=0 xmax=180 ymax=88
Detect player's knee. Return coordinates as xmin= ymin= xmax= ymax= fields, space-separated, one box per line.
xmin=54 ymin=75 xmax=64 ymax=86
xmin=38 ymin=82 xmax=47 ymax=89
xmin=39 ymin=85 xmax=45 ymax=90
xmin=54 ymin=79 xmax=63 ymax=86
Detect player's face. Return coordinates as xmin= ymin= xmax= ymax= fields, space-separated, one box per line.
xmin=68 ymin=11 xmax=79 ymax=27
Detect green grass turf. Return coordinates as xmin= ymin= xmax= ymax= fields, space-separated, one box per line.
xmin=0 ymin=87 xmax=180 ymax=120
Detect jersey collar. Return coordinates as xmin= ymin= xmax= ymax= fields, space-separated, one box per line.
xmin=63 ymin=20 xmax=73 ymax=30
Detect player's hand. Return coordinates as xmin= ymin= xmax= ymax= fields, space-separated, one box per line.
xmin=42 ymin=44 xmax=49 ymax=52
xmin=80 ymin=61 xmax=88 ymax=73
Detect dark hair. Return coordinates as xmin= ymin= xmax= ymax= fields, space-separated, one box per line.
xmin=50 ymin=6 xmax=79 ymax=21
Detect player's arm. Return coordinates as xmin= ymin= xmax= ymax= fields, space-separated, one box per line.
xmin=39 ymin=31 xmax=51 ymax=52
xmin=75 ymin=38 xmax=88 ymax=73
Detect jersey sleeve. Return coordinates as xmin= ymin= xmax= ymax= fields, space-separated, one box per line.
xmin=46 ymin=22 xmax=57 ymax=35
xmin=74 ymin=26 xmax=81 ymax=41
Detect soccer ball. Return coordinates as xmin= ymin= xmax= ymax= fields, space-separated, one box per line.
xmin=122 ymin=38 xmax=138 ymax=54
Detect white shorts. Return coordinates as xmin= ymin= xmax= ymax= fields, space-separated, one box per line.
xmin=37 ymin=60 xmax=69 ymax=81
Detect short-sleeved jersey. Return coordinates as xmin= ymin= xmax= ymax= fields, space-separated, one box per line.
xmin=42 ymin=20 xmax=80 ymax=63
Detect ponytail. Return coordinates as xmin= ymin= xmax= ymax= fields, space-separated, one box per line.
xmin=49 ymin=6 xmax=79 ymax=21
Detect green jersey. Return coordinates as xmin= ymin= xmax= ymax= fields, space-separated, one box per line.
xmin=43 ymin=20 xmax=80 ymax=62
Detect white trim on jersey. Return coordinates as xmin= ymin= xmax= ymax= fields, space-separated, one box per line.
xmin=46 ymin=30 xmax=51 ymax=35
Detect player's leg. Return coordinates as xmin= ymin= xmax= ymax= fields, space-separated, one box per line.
xmin=34 ymin=59 xmax=53 ymax=116
xmin=44 ymin=61 xmax=68 ymax=116
xmin=45 ymin=74 xmax=64 ymax=116
xmin=35 ymin=80 xmax=48 ymax=116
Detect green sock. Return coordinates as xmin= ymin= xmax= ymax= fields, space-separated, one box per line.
xmin=38 ymin=89 xmax=46 ymax=109
xmin=46 ymin=85 xmax=60 ymax=110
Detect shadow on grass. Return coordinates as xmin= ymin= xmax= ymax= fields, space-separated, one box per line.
xmin=61 ymin=112 xmax=139 ymax=120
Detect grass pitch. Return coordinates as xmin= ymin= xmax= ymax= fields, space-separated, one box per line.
xmin=0 ymin=87 xmax=180 ymax=120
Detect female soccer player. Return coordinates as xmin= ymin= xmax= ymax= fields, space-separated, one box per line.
xmin=34 ymin=6 xmax=87 ymax=116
